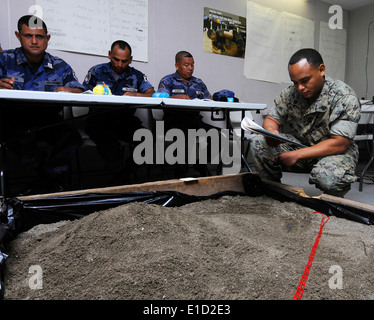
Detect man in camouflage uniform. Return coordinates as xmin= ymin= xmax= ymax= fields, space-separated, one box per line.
xmin=0 ymin=15 xmax=84 ymax=195
xmin=83 ymin=40 xmax=155 ymax=184
xmin=249 ymin=48 xmax=360 ymax=197
xmin=157 ymin=51 xmax=218 ymax=176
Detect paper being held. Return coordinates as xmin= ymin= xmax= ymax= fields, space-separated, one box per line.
xmin=241 ymin=117 xmax=307 ymax=148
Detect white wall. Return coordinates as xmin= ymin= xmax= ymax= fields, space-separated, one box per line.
xmin=0 ymin=0 xmax=362 ymax=124
xmin=347 ymin=3 xmax=374 ymax=100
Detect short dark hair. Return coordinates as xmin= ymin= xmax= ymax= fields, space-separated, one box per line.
xmin=288 ymin=48 xmax=324 ymax=68
xmin=207 ymin=29 xmax=215 ymax=38
xmin=175 ymin=51 xmax=193 ymax=63
xmin=111 ymin=40 xmax=132 ymax=54
xmin=18 ymin=15 xmax=48 ymax=34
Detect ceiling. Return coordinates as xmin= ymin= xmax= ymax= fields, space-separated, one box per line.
xmin=320 ymin=0 xmax=374 ymax=11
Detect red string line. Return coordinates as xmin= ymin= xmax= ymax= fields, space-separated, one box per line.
xmin=293 ymin=211 xmax=330 ymax=300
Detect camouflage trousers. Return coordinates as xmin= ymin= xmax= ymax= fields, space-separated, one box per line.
xmin=248 ymin=134 xmax=359 ymax=197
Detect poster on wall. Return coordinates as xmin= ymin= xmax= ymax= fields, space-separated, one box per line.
xmin=203 ymin=7 xmax=246 ymax=58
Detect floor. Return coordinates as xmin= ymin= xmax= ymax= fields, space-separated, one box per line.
xmin=281 ymin=162 xmax=374 ymax=207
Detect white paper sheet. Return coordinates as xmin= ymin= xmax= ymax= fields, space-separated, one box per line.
xmin=241 ymin=117 xmax=307 ymax=148
xmin=244 ymin=1 xmax=314 ymax=84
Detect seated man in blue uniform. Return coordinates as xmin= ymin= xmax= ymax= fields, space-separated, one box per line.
xmin=0 ymin=15 xmax=84 ymax=195
xmin=83 ymin=40 xmax=155 ymax=185
xmin=157 ymin=51 xmax=218 ymax=176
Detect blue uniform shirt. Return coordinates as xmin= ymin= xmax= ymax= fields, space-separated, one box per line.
xmin=83 ymin=62 xmax=154 ymax=95
xmin=158 ymin=72 xmax=211 ymax=127
xmin=0 ymin=47 xmax=84 ymax=91
xmin=158 ymin=72 xmax=211 ymax=99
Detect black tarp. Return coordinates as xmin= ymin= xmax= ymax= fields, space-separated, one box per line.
xmin=1 ymin=173 xmax=374 ymax=299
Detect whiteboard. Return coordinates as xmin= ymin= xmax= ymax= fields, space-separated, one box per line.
xmin=319 ymin=21 xmax=346 ymax=81
xmin=244 ymin=1 xmax=314 ymax=84
xmin=281 ymin=12 xmax=315 ymax=83
xmin=34 ymin=0 xmax=148 ymax=62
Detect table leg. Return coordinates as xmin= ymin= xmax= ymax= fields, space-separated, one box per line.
xmin=240 ymin=109 xmax=252 ymax=172
xmin=0 ymin=104 xmax=7 ymax=198
xmin=0 ymin=141 xmax=7 ymax=199
xmin=226 ymin=110 xmax=252 ymax=173
xmin=359 ymin=138 xmax=374 ymax=191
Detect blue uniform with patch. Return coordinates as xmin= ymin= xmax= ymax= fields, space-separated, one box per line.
xmin=0 ymin=47 xmax=84 ymax=92
xmin=157 ymin=72 xmax=218 ymax=175
xmin=83 ymin=62 xmax=153 ymax=96
xmin=0 ymin=47 xmax=84 ymax=194
xmin=82 ymin=63 xmax=154 ymax=174
xmin=158 ymin=72 xmax=211 ymax=129
xmin=158 ymin=72 xmax=210 ymax=100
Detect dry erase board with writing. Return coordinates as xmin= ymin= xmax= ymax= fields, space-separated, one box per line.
xmin=35 ymin=0 xmax=148 ymax=61
xmin=244 ymin=1 xmax=314 ymax=84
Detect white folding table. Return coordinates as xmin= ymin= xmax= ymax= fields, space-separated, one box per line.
xmin=0 ymin=90 xmax=267 ymax=198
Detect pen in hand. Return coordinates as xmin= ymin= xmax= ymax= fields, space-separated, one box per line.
xmin=0 ymin=77 xmax=15 ymax=89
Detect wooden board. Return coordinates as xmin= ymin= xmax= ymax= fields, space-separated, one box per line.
xmin=17 ymin=174 xmax=247 ymax=200
xmin=12 ymin=173 xmax=374 ymax=214
xmin=263 ymin=179 xmax=374 ymax=214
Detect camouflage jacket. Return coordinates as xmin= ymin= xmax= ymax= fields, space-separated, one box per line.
xmin=269 ymin=76 xmax=361 ymax=146
xmin=0 ymin=47 xmax=84 ymax=91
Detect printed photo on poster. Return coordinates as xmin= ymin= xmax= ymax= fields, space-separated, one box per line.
xmin=204 ymin=7 xmax=246 ymax=58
